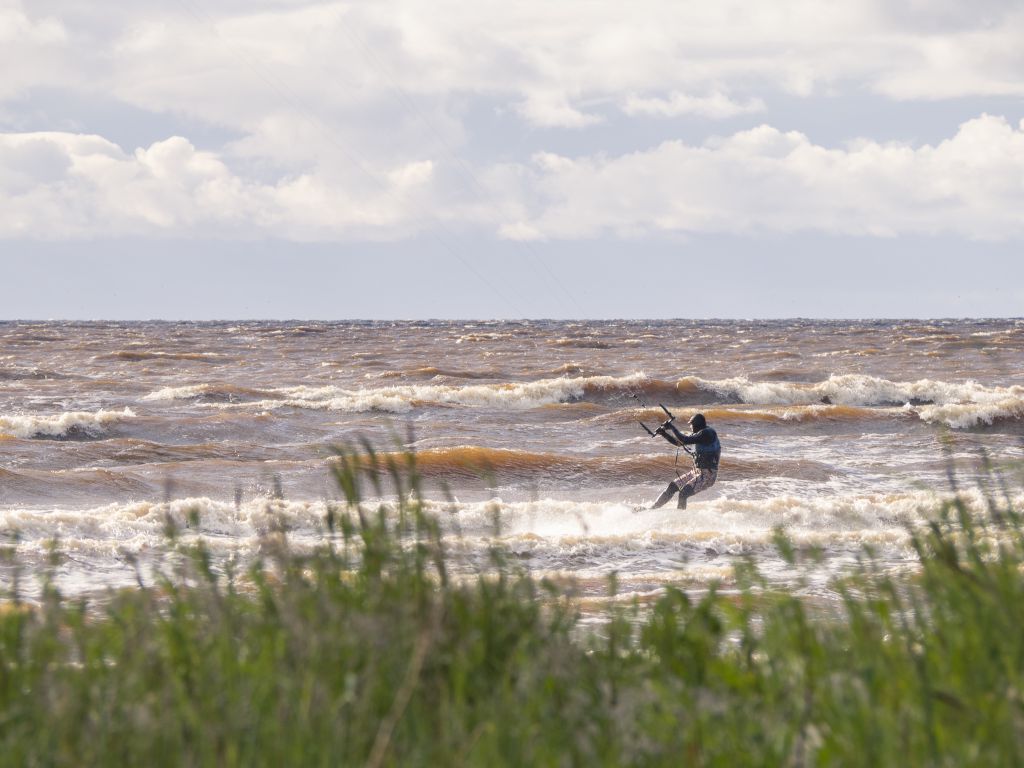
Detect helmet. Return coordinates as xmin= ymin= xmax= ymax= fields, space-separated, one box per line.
xmin=688 ymin=413 xmax=707 ymax=431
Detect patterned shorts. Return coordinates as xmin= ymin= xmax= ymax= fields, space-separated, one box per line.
xmin=673 ymin=467 xmax=718 ymax=496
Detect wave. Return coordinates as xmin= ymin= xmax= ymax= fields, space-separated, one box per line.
xmin=684 ymin=374 xmax=1024 ymax=428
xmin=455 ymin=332 xmax=516 ymax=343
xmin=126 ymin=372 xmax=1024 ymax=429
xmin=547 ymin=337 xmax=613 ymax=349
xmin=97 ymin=351 xmax=227 ymax=363
xmin=344 ymin=446 xmax=837 ymax=484
xmin=374 ymin=366 xmax=506 ymax=380
xmin=0 ymin=408 xmax=136 ymax=439
xmin=143 ymin=383 xmax=277 ymax=403
xmin=444 ymin=488 xmax=1024 ymax=549
xmin=101 ymin=438 xmax=273 ymax=464
xmin=0 ymin=497 xmax=332 ymax=550
xmin=685 ymin=373 xmax=1021 ymax=407
xmin=0 ymin=367 xmax=72 ymax=381
xmin=913 ymin=399 xmax=1024 ymax=429
xmin=0 ymin=465 xmax=156 ymax=502
xmin=7 ymin=488 xmax=1013 ymax=558
xmin=595 ymin=404 xmax=890 ymax=426
xmin=212 ymin=374 xmax=666 ymax=414
xmin=533 ymin=363 xmax=606 ymax=378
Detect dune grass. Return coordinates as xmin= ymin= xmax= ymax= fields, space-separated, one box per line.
xmin=2 ymin=444 xmax=1024 ymax=766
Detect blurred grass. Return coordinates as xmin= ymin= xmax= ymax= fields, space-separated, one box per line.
xmin=3 ymin=443 xmax=1024 ymax=766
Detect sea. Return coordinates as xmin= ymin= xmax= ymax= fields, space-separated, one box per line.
xmin=2 ymin=319 xmax=1023 ymax=603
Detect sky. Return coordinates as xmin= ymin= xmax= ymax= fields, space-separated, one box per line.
xmin=2 ymin=0 xmax=1023 ymax=319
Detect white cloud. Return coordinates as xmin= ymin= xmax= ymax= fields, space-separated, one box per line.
xmin=499 ymin=114 xmax=1024 ymax=240
xmin=0 ymin=2 xmax=71 ymax=100
xmin=11 ymin=1 xmax=1024 ymax=139
xmin=624 ymin=91 xmax=765 ymax=119
xmin=0 ymin=132 xmax=436 ymax=239
xmin=514 ymin=91 xmax=602 ymax=129
xmin=2 ymin=115 xmax=1023 ymax=241
xmin=4 ymin=2 xmax=1024 ymax=243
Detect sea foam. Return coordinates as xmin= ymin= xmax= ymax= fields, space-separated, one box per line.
xmin=204 ymin=374 xmax=653 ymax=413
xmin=6 ymin=488 xmax=1010 ymax=554
xmin=0 ymin=407 xmax=136 ymax=439
xmin=688 ymin=374 xmax=1024 ymax=427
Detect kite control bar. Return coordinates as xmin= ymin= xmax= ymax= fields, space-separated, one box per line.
xmin=639 ymin=404 xmax=677 ymax=437
xmin=639 ymin=404 xmax=694 ymax=458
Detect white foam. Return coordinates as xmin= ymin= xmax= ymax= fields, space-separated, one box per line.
xmin=691 ymin=374 xmax=1024 ymax=427
xmin=3 ymin=488 xmax=977 ymax=548
xmin=0 ymin=496 xmax=330 ymax=550
xmin=444 ymin=488 xmax=996 ymax=540
xmin=6 ymin=488 xmax=1018 ymax=598
xmin=914 ymin=398 xmax=1024 ymax=429
xmin=209 ymin=374 xmax=651 ymax=414
xmin=143 ymin=385 xmax=211 ymax=401
xmin=0 ymin=407 xmax=136 ymax=439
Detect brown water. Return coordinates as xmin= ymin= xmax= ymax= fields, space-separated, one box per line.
xmin=2 ymin=319 xmax=1023 ymax=599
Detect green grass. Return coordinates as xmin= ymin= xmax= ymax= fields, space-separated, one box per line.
xmin=3 ymin=445 xmax=1024 ymax=766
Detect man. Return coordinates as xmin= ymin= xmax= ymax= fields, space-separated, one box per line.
xmin=650 ymin=413 xmax=720 ymax=509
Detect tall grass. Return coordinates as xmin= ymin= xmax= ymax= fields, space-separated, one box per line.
xmin=2 ymin=444 xmax=1024 ymax=766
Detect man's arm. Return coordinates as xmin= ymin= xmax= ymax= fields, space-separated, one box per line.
xmin=656 ymin=422 xmax=685 ymax=446
xmin=677 ymin=427 xmax=715 ymax=446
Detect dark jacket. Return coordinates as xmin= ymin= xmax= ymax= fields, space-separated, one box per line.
xmin=664 ymin=424 xmax=721 ymax=470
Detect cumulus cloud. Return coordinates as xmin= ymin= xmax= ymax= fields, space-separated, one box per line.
xmin=4 ymin=1 xmax=1024 ymax=243
xmin=0 ymin=132 xmax=435 ymax=239
xmin=498 ymin=114 xmax=1024 ymax=240
xmin=2 ymin=115 xmax=1023 ymax=241
xmin=9 ymin=1 xmax=1024 ymax=137
xmin=0 ymin=2 xmax=71 ymax=100
xmin=514 ymin=91 xmax=603 ymax=129
xmin=624 ymin=92 xmax=766 ymax=119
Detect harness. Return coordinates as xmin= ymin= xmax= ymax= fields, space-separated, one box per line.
xmin=690 ymin=429 xmax=721 ymax=470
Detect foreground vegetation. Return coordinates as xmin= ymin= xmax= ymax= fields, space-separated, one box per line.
xmin=2 ymin=447 xmax=1024 ymax=766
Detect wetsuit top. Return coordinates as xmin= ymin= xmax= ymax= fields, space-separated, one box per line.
xmin=679 ymin=427 xmax=721 ymax=470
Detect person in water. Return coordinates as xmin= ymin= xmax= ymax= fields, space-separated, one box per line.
xmin=650 ymin=413 xmax=720 ymax=509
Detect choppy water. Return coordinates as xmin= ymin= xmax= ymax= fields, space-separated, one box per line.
xmin=2 ymin=319 xmax=1023 ymax=600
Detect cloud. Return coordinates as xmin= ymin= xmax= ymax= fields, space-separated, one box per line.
xmin=514 ymin=92 xmax=603 ymax=129
xmin=3 ymin=115 xmax=1023 ymax=241
xmin=11 ymin=1 xmax=1024 ymax=140
xmin=0 ymin=2 xmax=71 ymax=100
xmin=624 ymin=91 xmax=766 ymax=119
xmin=499 ymin=114 xmax=1024 ymax=240
xmin=4 ymin=2 xmax=1024 ymax=243
xmin=0 ymin=132 xmax=435 ymax=239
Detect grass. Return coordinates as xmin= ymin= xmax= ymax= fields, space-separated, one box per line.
xmin=2 ymin=444 xmax=1024 ymax=766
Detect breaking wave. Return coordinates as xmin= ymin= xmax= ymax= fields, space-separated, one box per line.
xmin=684 ymin=375 xmax=1024 ymax=429
xmin=151 ymin=371 xmax=1024 ymax=428
xmin=209 ymin=374 xmax=665 ymax=413
xmin=913 ymin=398 xmax=1024 ymax=429
xmin=0 ymin=408 xmax=136 ymax=439
xmin=345 ymin=446 xmax=837 ymax=483
xmin=0 ymin=497 xmax=332 ymax=553
xmin=143 ymin=383 xmax=275 ymax=403
xmin=374 ymin=366 xmax=507 ymax=380
xmin=595 ymin=404 xmax=891 ymax=426
xmin=7 ymin=488 xmax=1013 ymax=559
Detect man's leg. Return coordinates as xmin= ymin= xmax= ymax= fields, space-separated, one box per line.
xmin=679 ymin=469 xmax=717 ymax=509
xmin=652 ymin=470 xmax=700 ymax=510
xmin=650 ymin=481 xmax=678 ymax=509
xmin=677 ymin=484 xmax=694 ymax=509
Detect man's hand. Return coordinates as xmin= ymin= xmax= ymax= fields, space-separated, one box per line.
xmin=654 ymin=425 xmax=667 ymax=436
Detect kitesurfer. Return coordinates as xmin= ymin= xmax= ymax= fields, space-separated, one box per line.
xmin=650 ymin=413 xmax=720 ymax=509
